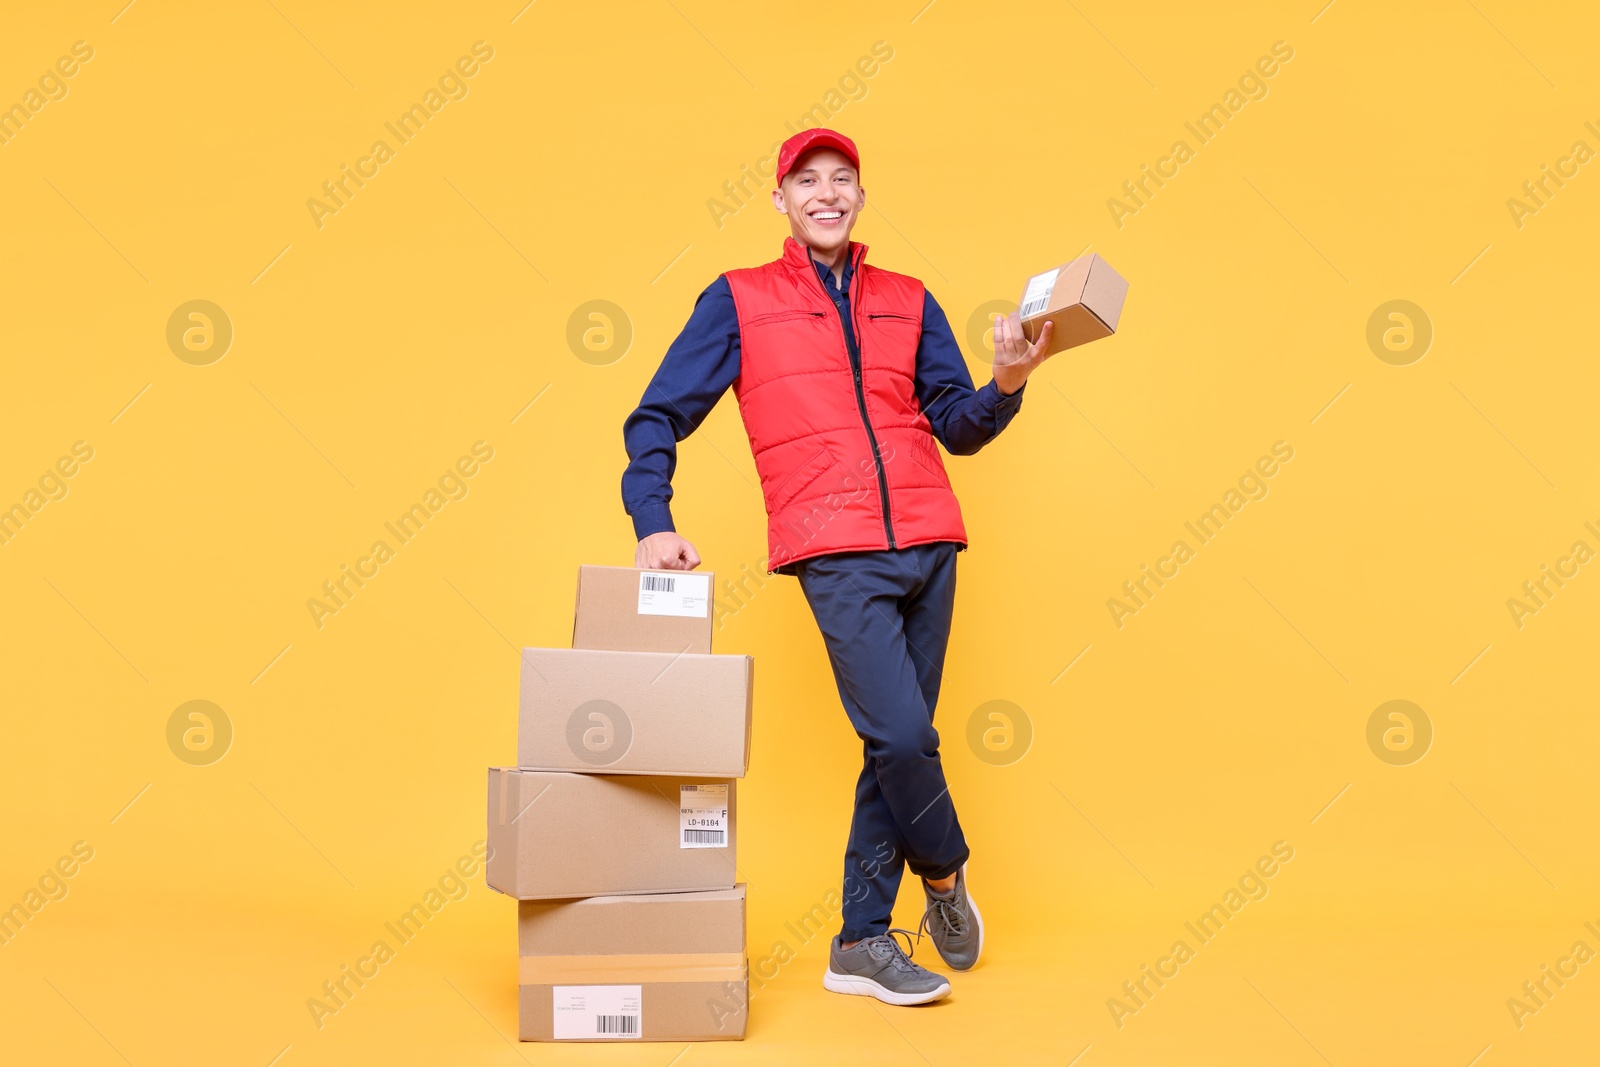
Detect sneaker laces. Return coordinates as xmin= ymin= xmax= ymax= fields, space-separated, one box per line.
xmin=861 ymin=928 xmax=924 ymax=973
xmin=918 ymin=893 xmax=967 ymax=941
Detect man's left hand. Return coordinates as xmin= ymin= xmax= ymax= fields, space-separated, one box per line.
xmin=991 ymin=312 xmax=1055 ymax=397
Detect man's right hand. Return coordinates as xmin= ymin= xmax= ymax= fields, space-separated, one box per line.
xmin=635 ymin=531 xmax=701 ymax=570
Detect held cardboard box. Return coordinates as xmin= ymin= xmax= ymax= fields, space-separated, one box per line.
xmin=518 ymin=886 xmax=747 ymax=1042
xmin=1018 ymin=253 xmax=1129 ymax=356
xmin=572 ymin=565 xmax=715 ymax=655
xmin=486 ymin=768 xmax=737 ymax=899
xmin=518 ymin=647 xmax=752 ymax=777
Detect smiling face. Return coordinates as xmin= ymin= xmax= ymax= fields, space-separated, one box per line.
xmin=772 ymin=147 xmax=864 ymax=260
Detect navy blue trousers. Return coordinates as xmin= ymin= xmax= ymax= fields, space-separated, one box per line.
xmin=793 ymin=541 xmax=970 ymax=941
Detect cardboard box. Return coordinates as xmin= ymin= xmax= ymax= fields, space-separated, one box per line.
xmin=519 ymin=647 xmax=752 ymax=777
xmin=572 ymin=565 xmax=715 ymax=655
xmin=518 ymin=886 xmax=747 ymax=1042
xmin=1018 ymin=253 xmax=1129 ymax=356
xmin=486 ymin=768 xmax=737 ymax=899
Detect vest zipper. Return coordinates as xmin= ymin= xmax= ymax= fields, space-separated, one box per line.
xmin=832 ymin=291 xmax=897 ymax=551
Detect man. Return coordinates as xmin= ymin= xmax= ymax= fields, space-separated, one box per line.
xmin=620 ymin=128 xmax=1056 ymax=1005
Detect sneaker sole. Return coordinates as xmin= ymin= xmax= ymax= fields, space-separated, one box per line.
xmin=823 ymin=967 xmax=950 ymax=1006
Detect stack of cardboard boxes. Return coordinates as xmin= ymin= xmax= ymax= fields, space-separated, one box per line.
xmin=486 ymin=566 xmax=753 ymax=1042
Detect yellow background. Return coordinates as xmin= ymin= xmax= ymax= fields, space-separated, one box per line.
xmin=2 ymin=0 xmax=1596 ymax=1063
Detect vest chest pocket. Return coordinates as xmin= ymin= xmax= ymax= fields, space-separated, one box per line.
xmin=866 ymin=311 xmax=921 ymax=339
xmin=745 ymin=310 xmax=825 ymax=328
xmin=865 ymin=312 xmax=921 ymax=375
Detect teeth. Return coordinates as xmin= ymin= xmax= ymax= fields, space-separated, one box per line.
xmin=813 ymin=212 xmax=842 ymax=219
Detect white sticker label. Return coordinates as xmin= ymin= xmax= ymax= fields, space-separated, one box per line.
xmin=552 ymin=984 xmax=642 ymax=1040
xmin=637 ymin=572 xmax=710 ymax=618
xmin=1020 ymin=267 xmax=1061 ymax=319
xmin=680 ymin=784 xmax=729 ymax=849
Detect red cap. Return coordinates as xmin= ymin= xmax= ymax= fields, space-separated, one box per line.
xmin=774 ymin=128 xmax=860 ymax=186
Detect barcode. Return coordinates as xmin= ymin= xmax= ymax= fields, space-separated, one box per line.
xmin=683 ymin=829 xmax=724 ymax=844
xmin=596 ymin=1014 xmax=639 ymax=1035
xmin=641 ymin=574 xmax=675 ymax=592
xmin=1020 ymin=296 xmax=1050 ymax=318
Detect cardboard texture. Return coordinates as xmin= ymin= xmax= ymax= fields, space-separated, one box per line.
xmin=572 ymin=565 xmax=715 ymax=655
xmin=517 ymin=886 xmax=748 ymax=1041
xmin=486 ymin=768 xmax=737 ymax=899
xmin=1018 ymin=253 xmax=1129 ymax=356
xmin=518 ymin=647 xmax=753 ymax=777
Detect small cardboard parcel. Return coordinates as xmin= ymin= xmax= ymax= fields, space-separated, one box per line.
xmin=1018 ymin=252 xmax=1129 ymax=356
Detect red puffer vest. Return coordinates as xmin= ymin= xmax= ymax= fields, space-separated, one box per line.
xmin=723 ymin=237 xmax=967 ymax=574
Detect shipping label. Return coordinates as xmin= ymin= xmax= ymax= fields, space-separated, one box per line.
xmin=1020 ymin=267 xmax=1061 ymax=319
xmin=552 ymin=984 xmax=642 ymax=1040
xmin=679 ymin=783 xmax=728 ymax=848
xmin=637 ymin=572 xmax=710 ymax=618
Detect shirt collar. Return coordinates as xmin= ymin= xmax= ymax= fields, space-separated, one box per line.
xmin=811 ymin=252 xmax=853 ymax=294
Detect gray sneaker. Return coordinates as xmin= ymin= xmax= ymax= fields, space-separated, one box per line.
xmin=823 ymin=929 xmax=951 ymax=1005
xmin=919 ymin=863 xmax=983 ymax=971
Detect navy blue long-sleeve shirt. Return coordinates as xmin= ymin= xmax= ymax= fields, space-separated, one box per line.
xmin=621 ymin=253 xmax=1027 ymax=541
